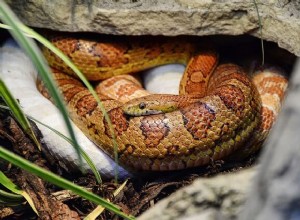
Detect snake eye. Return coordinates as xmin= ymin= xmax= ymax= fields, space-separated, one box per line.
xmin=139 ymin=102 xmax=146 ymax=110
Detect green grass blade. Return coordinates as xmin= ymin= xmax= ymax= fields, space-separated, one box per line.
xmin=0 ymin=171 xmax=38 ymax=214
xmin=0 ymin=11 xmax=119 ymax=182
xmin=0 ymin=104 xmax=102 ymax=184
xmin=28 ymin=116 xmax=103 ymax=184
xmin=0 ymin=79 xmax=41 ymax=150
xmin=84 ymin=179 xmax=128 ymax=219
xmin=252 ymin=0 xmax=265 ymax=65
xmin=22 ymin=27 xmax=120 ymax=182
xmin=0 ymin=146 xmax=135 ymax=220
xmin=0 ymin=189 xmax=24 ymax=203
xmin=0 ymin=1 xmax=83 ymax=167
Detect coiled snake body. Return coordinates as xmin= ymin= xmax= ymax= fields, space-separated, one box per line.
xmin=40 ymin=36 xmax=288 ymax=171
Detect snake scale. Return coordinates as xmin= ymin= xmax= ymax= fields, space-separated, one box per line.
xmin=40 ymin=35 xmax=288 ymax=171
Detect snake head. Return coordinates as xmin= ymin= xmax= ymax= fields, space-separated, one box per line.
xmin=123 ymin=101 xmax=164 ymax=116
xmin=122 ymin=94 xmax=180 ymax=116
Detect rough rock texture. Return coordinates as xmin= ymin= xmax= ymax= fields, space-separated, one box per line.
xmin=6 ymin=0 xmax=300 ymax=56
xmin=240 ymin=58 xmax=300 ymax=220
xmin=138 ymin=168 xmax=256 ymax=220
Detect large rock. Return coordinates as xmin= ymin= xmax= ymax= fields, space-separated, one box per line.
xmin=240 ymin=58 xmax=300 ymax=220
xmin=6 ymin=0 xmax=300 ymax=56
xmin=138 ymin=168 xmax=256 ymax=220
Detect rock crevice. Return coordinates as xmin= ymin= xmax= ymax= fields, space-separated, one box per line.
xmin=6 ymin=0 xmax=300 ymax=56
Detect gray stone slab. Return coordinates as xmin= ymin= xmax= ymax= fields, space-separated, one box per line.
xmin=6 ymin=0 xmax=300 ymax=56
xmin=240 ymin=58 xmax=300 ymax=220
xmin=138 ymin=168 xmax=256 ymax=220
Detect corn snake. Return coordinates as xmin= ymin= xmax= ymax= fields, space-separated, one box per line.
xmin=40 ymin=35 xmax=288 ymax=171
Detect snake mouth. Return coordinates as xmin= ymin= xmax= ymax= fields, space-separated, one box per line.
xmin=124 ymin=109 xmax=164 ymax=116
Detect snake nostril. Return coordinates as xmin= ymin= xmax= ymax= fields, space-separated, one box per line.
xmin=139 ymin=102 xmax=146 ymax=110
